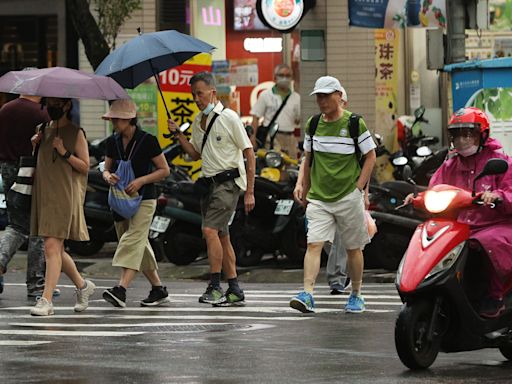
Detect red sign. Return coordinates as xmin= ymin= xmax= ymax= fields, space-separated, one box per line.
xmin=158 ymin=64 xmax=212 ymax=93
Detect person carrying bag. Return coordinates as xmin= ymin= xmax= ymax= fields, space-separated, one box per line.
xmin=108 ymin=133 xmax=147 ymax=219
xmin=255 ymin=93 xmax=290 ymax=148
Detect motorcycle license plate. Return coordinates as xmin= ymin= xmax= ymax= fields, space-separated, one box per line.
xmin=150 ymin=216 xmax=171 ymax=233
xmin=274 ymin=199 xmax=293 ymax=215
xmin=0 ymin=194 xmax=5 ymax=209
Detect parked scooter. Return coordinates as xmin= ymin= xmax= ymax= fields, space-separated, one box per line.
xmin=230 ymin=173 xmax=305 ymax=267
xmin=149 ymin=175 xmax=204 ymax=265
xmin=394 ymin=158 xmax=512 ymax=370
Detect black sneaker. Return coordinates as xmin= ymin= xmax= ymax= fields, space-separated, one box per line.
xmin=0 ymin=275 xmax=3 ymax=294
xmin=140 ymin=286 xmax=171 ymax=307
xmin=479 ymin=296 xmax=505 ymax=318
xmin=213 ymin=288 xmax=246 ymax=307
xmin=103 ymin=286 xmax=126 ymax=308
xmin=198 ymin=284 xmax=224 ymax=304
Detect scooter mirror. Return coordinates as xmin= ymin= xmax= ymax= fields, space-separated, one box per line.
xmin=268 ymin=122 xmax=279 ymax=139
xmin=414 ymin=106 xmax=425 ymax=120
xmin=393 ymin=156 xmax=408 ymax=166
xmin=416 ymin=146 xmax=432 ymax=157
xmin=402 ymin=165 xmax=414 ymax=184
xmin=472 ymin=158 xmax=509 ymax=196
xmin=98 ymin=161 xmax=105 ymax=172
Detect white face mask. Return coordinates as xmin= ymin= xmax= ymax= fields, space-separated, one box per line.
xmin=454 ymin=136 xmax=479 ymax=157
xmin=276 ymin=76 xmax=291 ymax=87
xmin=203 ymin=102 xmax=215 ymax=115
xmin=202 ymin=91 xmax=215 ymax=115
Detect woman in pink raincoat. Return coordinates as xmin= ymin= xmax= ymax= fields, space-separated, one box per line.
xmin=428 ymin=107 xmax=512 ymax=318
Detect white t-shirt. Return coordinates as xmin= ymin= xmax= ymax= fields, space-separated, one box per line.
xmin=191 ymin=102 xmax=253 ymax=191
xmin=250 ymin=87 xmax=300 ymax=133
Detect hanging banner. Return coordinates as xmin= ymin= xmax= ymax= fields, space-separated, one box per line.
xmin=349 ymin=0 xmax=446 ymax=29
xmin=157 ymin=53 xmax=212 ymax=179
xmin=374 ymin=29 xmax=400 ymax=182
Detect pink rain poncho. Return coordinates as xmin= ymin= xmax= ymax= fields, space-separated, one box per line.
xmin=429 ymin=138 xmax=512 ymax=278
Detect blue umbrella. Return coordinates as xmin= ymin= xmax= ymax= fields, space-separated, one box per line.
xmin=96 ymin=29 xmax=215 ymax=120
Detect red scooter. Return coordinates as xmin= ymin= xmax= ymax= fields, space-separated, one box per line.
xmin=394 ymin=158 xmax=512 ymax=370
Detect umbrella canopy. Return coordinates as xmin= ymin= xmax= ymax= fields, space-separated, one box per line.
xmin=95 ymin=30 xmax=215 ymax=89
xmin=0 ymin=67 xmax=129 ymax=100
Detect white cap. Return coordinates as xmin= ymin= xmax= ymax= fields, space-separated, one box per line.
xmin=310 ymin=76 xmax=344 ymax=96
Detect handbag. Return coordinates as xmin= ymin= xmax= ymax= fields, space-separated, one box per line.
xmin=255 ymin=93 xmax=291 ymax=148
xmin=108 ymin=133 xmax=147 ymax=219
xmin=6 ymin=123 xmax=47 ymax=212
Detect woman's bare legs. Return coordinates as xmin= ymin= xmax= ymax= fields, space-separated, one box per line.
xmin=61 ymin=250 xmax=86 ymax=289
xmin=41 ymin=237 xmax=63 ymax=302
xmin=42 ymin=237 xmax=86 ymax=302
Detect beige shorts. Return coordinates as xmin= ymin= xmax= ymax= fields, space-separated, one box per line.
xmin=306 ymin=188 xmax=370 ymax=250
xmin=201 ymin=180 xmax=240 ymax=236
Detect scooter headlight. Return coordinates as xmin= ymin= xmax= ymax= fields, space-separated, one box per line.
xmin=265 ymin=151 xmax=283 ymax=168
xmin=424 ymin=190 xmax=458 ymax=213
xmin=424 ymin=242 xmax=465 ymax=280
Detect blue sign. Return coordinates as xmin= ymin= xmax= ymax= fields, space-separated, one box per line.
xmin=349 ymin=0 xmax=390 ymax=28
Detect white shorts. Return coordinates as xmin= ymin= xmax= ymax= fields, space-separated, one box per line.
xmin=306 ymin=188 xmax=370 ymax=250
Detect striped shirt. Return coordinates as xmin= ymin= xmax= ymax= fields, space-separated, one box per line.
xmin=304 ymin=110 xmax=376 ymax=202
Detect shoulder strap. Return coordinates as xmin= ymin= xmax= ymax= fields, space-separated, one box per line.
xmin=349 ymin=113 xmax=361 ymax=159
xmin=128 ymin=132 xmax=148 ymax=160
xmin=266 ymin=93 xmax=291 ymax=129
xmin=201 ymin=109 xmax=223 ymax=152
xmin=308 ymin=114 xmax=322 ymax=167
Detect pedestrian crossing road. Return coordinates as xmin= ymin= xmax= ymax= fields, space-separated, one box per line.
xmin=0 ymin=282 xmax=403 ymax=344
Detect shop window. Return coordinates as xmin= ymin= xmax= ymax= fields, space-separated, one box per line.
xmin=301 ymin=30 xmax=325 ymax=61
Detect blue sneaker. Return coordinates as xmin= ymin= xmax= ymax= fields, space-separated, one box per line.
xmin=0 ymin=275 xmax=3 ymax=294
xmin=289 ymin=291 xmax=315 ymax=313
xmin=345 ymin=293 xmax=365 ymax=313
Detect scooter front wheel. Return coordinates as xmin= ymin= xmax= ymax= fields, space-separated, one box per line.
xmin=395 ymin=300 xmax=441 ymax=370
xmin=499 ymin=343 xmax=512 ymax=360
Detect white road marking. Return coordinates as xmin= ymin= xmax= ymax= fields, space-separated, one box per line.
xmin=1 ymin=314 xmax=312 ymax=321
xmin=10 ymin=322 xmax=254 ymax=328
xmin=0 ymin=330 xmax=144 ymax=337
xmin=0 ymin=340 xmax=53 ymax=346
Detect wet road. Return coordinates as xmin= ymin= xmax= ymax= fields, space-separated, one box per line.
xmin=0 ymin=272 xmax=511 ymax=383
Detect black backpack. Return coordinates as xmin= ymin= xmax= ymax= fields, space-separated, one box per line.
xmin=308 ymin=113 xmax=362 ymax=167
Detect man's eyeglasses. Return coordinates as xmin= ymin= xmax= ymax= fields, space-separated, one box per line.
xmin=276 ymin=73 xmax=292 ymax=78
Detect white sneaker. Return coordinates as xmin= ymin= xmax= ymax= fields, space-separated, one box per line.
xmin=30 ymin=297 xmax=54 ymax=316
xmin=74 ymin=279 xmax=96 ymax=312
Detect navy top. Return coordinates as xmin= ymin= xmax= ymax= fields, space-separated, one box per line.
xmin=106 ymin=128 xmax=162 ymax=201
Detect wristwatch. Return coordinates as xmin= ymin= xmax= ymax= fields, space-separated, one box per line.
xmin=61 ymin=150 xmax=72 ymax=159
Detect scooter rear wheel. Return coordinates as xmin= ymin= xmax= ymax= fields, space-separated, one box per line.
xmin=395 ymin=300 xmax=441 ymax=370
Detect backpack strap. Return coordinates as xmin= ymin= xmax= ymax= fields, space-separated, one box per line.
xmin=349 ymin=113 xmax=361 ymax=160
xmin=308 ymin=114 xmax=322 ymax=167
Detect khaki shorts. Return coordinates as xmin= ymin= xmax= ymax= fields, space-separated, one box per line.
xmin=201 ymin=180 xmax=240 ymax=236
xmin=306 ymin=188 xmax=370 ymax=250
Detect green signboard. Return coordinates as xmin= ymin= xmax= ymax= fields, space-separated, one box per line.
xmin=127 ymin=83 xmax=158 ymax=136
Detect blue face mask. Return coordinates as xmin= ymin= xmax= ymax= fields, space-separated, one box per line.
xmin=203 ymin=103 xmax=215 ymax=115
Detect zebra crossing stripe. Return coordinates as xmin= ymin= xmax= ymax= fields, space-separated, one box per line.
xmin=0 ymin=330 xmax=144 ymax=337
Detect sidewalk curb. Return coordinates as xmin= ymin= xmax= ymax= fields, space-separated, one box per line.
xmin=5 ymin=253 xmax=397 ymax=285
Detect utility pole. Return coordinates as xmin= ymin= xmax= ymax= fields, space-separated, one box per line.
xmin=446 ymin=0 xmax=467 ymax=64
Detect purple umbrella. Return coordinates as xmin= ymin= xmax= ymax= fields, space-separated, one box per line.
xmin=0 ymin=67 xmax=129 ymax=100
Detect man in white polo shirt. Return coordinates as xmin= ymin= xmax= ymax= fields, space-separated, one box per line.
xmin=250 ymin=64 xmax=301 ymax=157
